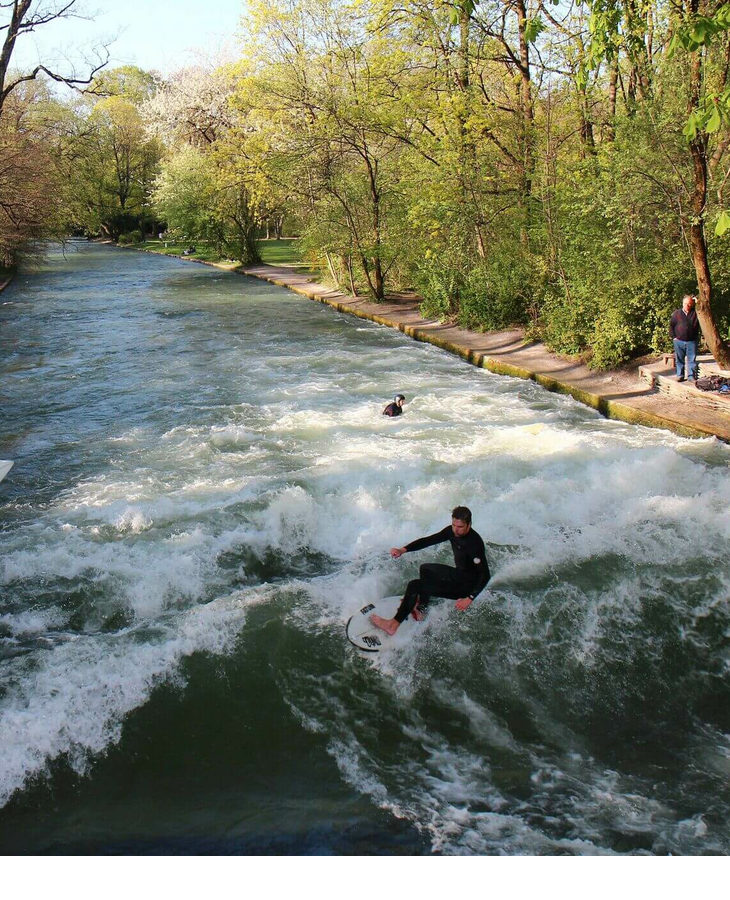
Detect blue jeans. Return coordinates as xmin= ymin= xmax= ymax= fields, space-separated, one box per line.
xmin=674 ymin=339 xmax=698 ymax=379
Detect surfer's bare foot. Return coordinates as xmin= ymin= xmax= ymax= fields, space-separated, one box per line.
xmin=411 ymin=606 xmax=424 ymax=622
xmin=370 ymin=614 xmax=399 ymax=635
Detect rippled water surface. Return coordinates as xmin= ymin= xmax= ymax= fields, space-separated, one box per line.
xmin=1 ymin=243 xmax=730 ymax=855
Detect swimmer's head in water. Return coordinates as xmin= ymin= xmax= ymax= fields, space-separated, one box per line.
xmin=394 ymin=394 xmax=405 ymax=406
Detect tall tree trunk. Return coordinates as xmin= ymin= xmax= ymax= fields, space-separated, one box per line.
xmin=607 ymin=56 xmax=618 ymax=142
xmin=458 ymin=5 xmax=470 ymax=92
xmin=346 ymin=254 xmax=356 ymax=295
xmin=516 ymin=0 xmax=534 ymax=242
xmin=364 ymin=152 xmax=385 ymax=300
xmin=579 ymin=87 xmax=595 ymax=157
xmin=0 ymin=1 xmax=32 ymax=120
xmin=686 ymin=35 xmax=730 ymax=368
xmin=325 ymin=252 xmax=340 ymax=288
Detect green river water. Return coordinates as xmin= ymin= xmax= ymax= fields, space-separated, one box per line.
xmin=1 ymin=243 xmax=729 ymax=855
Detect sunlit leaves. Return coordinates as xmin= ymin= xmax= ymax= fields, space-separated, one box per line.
xmin=668 ymin=7 xmax=730 ymax=56
xmin=449 ymin=0 xmax=479 ymax=27
xmin=524 ymin=17 xmax=545 ymax=45
xmin=682 ymin=93 xmax=730 ymax=141
xmin=715 ymin=211 xmax=730 ymax=236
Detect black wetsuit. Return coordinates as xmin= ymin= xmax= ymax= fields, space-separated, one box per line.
xmin=383 ymin=402 xmax=402 ymax=417
xmin=394 ymin=526 xmax=490 ymax=623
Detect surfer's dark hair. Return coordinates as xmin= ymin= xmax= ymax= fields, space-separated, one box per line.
xmin=451 ymin=506 xmax=472 ymax=524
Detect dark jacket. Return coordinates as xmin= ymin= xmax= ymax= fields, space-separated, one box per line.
xmin=383 ymin=402 xmax=402 ymax=417
xmin=670 ymin=308 xmax=700 ymax=342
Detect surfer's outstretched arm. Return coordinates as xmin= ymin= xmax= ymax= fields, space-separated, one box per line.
xmin=403 ymin=526 xmax=452 ymax=554
xmin=390 ymin=527 xmax=451 ymax=560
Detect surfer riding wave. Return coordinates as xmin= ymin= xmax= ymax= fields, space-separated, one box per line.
xmin=370 ymin=506 xmax=490 ymax=635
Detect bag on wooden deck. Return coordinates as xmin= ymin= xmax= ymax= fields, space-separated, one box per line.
xmin=695 ymin=375 xmax=730 ymax=391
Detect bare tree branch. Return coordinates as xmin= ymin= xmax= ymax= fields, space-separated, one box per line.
xmin=0 ymin=0 xmax=111 ymax=119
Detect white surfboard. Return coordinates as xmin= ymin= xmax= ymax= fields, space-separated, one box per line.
xmin=346 ymin=597 xmax=416 ymax=652
xmin=0 ymin=460 xmax=13 ymax=484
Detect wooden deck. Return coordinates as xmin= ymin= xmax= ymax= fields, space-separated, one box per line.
xmin=639 ymin=355 xmax=730 ymax=414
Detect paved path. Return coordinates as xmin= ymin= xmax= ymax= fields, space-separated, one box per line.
xmin=243 ymin=263 xmax=730 ymax=442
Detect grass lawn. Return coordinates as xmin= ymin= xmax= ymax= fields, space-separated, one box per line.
xmin=258 ymin=238 xmax=303 ymax=266
xmin=127 ymin=237 xmax=310 ymax=272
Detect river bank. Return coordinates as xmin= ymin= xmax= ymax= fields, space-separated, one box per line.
xmin=117 ymin=241 xmax=730 ymax=442
xmin=0 ymin=266 xmax=15 ymax=293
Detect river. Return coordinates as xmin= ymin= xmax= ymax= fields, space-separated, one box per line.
xmin=1 ymin=242 xmax=729 ymax=855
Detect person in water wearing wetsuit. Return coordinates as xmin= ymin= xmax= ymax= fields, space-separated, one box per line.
xmin=383 ymin=394 xmax=405 ymax=417
xmin=370 ymin=506 xmax=490 ymax=636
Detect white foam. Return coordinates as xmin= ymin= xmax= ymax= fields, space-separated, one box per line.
xmin=0 ymin=607 xmax=69 ymax=637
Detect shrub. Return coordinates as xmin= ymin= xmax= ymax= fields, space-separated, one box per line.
xmin=414 ymin=242 xmax=535 ymax=330
xmin=415 ymin=253 xmax=465 ymax=320
xmin=457 ymin=257 xmax=535 ymax=331
xmin=118 ymin=230 xmax=143 ymax=245
xmin=538 ymin=261 xmax=697 ymax=369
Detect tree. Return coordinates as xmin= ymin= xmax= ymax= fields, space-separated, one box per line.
xmin=142 ymin=63 xmax=234 ymax=149
xmin=237 ymin=0 xmax=410 ymax=298
xmin=90 ymin=65 xmax=156 ymax=104
xmin=152 ymin=146 xmax=216 ymax=241
xmin=152 ymin=144 xmax=262 ymax=265
xmin=0 ymin=0 xmax=109 ymax=121
xmin=0 ymin=1 xmax=111 ymax=264
xmin=145 ymin=60 xmax=263 ymax=265
xmin=584 ymin=0 xmax=730 ymax=368
xmin=0 ymin=79 xmax=66 ymax=265
xmin=63 ymin=72 xmax=163 ymax=239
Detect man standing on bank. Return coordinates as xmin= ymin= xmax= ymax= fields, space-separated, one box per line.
xmin=670 ymin=294 xmax=700 ymax=382
xmin=370 ymin=506 xmax=490 ymax=636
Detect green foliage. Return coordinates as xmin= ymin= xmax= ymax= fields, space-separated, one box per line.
xmin=524 ymin=17 xmax=545 ymax=45
xmin=683 ymin=92 xmax=730 ymax=140
xmin=152 ymin=145 xmax=262 ymax=266
xmin=153 ymin=146 xmax=217 ymax=241
xmin=539 ymin=264 xmax=696 ymax=369
xmin=668 ymin=6 xmax=730 ymax=55
xmin=117 ymin=230 xmax=143 ymax=245
xmin=716 ymin=211 xmax=730 ymax=236
xmin=416 ymin=253 xmax=466 ymax=320
xmin=105 ymin=213 xmax=145 ymax=241
xmin=90 ymin=67 xmax=157 ymax=104
xmin=457 ymin=257 xmax=535 ymax=331
xmin=58 ymin=85 xmax=163 ymax=239
xmin=415 ymin=243 xmax=534 ymax=330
